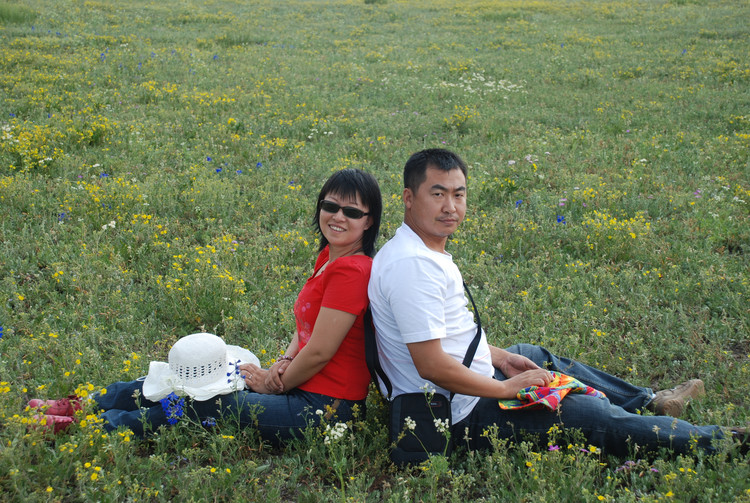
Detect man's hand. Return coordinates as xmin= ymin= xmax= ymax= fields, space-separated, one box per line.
xmin=495 ymin=350 xmax=542 ymax=378
xmin=503 ymin=368 xmax=553 ymax=395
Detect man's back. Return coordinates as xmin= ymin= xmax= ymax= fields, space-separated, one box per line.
xmin=368 ymin=223 xmax=493 ymax=421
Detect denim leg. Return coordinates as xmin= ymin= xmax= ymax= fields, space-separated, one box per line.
xmin=93 ymin=378 xmax=158 ymax=412
xmin=455 ymin=393 xmax=723 ymax=457
xmin=200 ymin=389 xmax=363 ymax=445
xmin=94 ymin=379 xmax=176 ymax=436
xmin=179 ymin=389 xmax=364 ymax=445
xmin=99 ymin=404 xmax=170 ymax=437
xmin=505 ymin=343 xmax=654 ymax=412
xmin=94 ymin=381 xmax=363 ymax=442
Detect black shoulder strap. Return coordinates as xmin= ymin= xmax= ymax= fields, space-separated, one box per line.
xmin=364 ymin=282 xmax=483 ymax=401
xmin=364 ymin=306 xmax=393 ymax=398
xmin=461 ymin=281 xmax=483 ymax=369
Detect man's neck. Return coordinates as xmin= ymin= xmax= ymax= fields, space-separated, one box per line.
xmin=403 ymin=219 xmax=448 ymax=254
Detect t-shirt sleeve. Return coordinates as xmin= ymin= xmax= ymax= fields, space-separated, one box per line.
xmin=320 ymin=257 xmax=372 ymax=316
xmin=382 ymin=256 xmax=448 ymax=344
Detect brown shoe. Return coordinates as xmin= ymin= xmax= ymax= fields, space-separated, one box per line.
xmin=730 ymin=427 xmax=749 ymax=455
xmin=647 ymin=379 xmax=705 ymax=418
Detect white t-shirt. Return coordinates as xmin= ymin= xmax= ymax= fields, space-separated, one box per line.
xmin=368 ymin=224 xmax=494 ymax=422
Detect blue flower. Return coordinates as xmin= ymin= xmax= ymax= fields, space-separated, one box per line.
xmin=227 ymin=359 xmax=242 ymax=383
xmin=100 ymin=173 xmax=109 ymax=177
xmin=256 ymin=162 xmax=262 ymax=168
xmin=515 ymin=200 xmax=523 ymax=209
xmin=160 ymin=392 xmax=185 ymax=425
xmin=0 ymin=326 xmax=4 ymax=340
xmin=236 ymin=170 xmax=242 ymax=174
xmin=215 ymin=168 xmax=222 ymax=173
xmin=202 ymin=417 xmax=217 ymax=428
xmin=556 ymin=215 xmax=566 ymax=225
xmin=206 ymin=156 xmax=212 ymax=162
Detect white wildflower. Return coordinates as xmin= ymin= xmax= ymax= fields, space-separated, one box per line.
xmin=404 ymin=416 xmax=416 ymax=431
xmin=433 ymin=418 xmax=450 ymax=434
xmin=323 ymin=422 xmax=348 ymax=445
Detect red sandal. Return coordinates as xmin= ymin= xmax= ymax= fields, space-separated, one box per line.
xmin=27 ymin=395 xmax=82 ymax=416
xmin=31 ymin=414 xmax=75 ymax=434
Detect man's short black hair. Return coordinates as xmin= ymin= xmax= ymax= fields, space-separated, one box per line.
xmin=403 ymin=148 xmax=468 ymax=192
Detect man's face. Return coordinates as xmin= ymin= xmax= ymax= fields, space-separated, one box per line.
xmin=403 ymin=166 xmax=467 ymax=252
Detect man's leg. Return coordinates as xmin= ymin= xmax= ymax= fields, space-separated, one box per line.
xmin=454 ymin=393 xmax=722 ymax=458
xmin=505 ymin=343 xmax=653 ymax=412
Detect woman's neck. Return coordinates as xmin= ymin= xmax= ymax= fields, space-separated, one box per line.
xmin=328 ymin=243 xmax=364 ymax=262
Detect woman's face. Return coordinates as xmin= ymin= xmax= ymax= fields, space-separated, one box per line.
xmin=318 ymin=191 xmax=372 ymax=254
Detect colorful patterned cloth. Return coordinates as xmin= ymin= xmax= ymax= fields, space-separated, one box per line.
xmin=498 ymin=371 xmax=607 ymax=411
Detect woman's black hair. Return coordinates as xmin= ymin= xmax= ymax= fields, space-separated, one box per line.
xmin=313 ymin=168 xmax=382 ymax=258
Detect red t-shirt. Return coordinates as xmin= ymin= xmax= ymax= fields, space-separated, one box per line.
xmin=294 ymin=246 xmax=372 ymax=401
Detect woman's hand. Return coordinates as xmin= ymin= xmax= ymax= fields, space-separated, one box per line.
xmin=239 ymin=364 xmax=278 ymax=395
xmin=264 ymin=359 xmax=292 ymax=393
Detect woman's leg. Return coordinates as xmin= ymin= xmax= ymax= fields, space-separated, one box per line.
xmin=194 ymin=389 xmax=364 ymax=444
xmin=93 ymin=378 xmax=160 ymax=412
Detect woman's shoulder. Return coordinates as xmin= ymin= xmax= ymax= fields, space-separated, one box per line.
xmin=327 ymin=254 xmax=373 ymax=276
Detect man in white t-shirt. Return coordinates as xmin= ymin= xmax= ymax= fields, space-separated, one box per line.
xmin=368 ymin=148 xmax=735 ymax=456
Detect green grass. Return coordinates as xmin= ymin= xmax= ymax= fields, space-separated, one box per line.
xmin=1 ymin=0 xmax=749 ymax=500
xmin=0 ymin=2 xmax=37 ymax=24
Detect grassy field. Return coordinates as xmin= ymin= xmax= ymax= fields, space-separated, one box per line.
xmin=1 ymin=0 xmax=749 ymax=500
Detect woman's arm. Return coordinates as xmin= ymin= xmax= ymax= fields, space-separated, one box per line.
xmin=264 ymin=333 xmax=301 ymax=392
xmin=275 ymin=307 xmax=356 ymax=392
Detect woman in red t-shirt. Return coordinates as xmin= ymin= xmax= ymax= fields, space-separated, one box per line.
xmin=239 ymin=167 xmax=381 ymax=405
xmin=29 ymin=169 xmax=381 ymax=443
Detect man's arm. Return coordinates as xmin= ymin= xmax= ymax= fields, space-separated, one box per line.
xmin=408 ymin=339 xmax=552 ymax=399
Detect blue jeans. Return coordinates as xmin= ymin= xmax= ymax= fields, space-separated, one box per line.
xmin=452 ymin=343 xmax=723 ymax=456
xmin=95 ymin=379 xmax=364 ymax=444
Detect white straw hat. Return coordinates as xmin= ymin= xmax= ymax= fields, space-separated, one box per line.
xmin=142 ymin=333 xmax=260 ymax=401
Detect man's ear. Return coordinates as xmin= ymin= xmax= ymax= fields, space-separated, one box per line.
xmin=403 ymin=187 xmax=413 ymax=209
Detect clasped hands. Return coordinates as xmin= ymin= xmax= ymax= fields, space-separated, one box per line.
xmin=238 ymin=359 xmax=292 ymax=395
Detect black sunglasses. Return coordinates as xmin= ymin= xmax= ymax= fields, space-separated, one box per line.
xmin=319 ymin=200 xmax=369 ymax=219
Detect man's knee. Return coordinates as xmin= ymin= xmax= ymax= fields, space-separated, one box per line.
xmin=506 ymin=342 xmax=545 ymax=359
